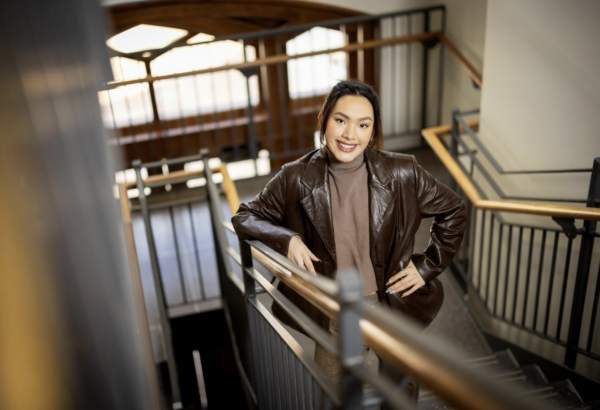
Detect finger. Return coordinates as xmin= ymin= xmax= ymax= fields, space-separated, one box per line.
xmin=308 ymin=250 xmax=320 ymax=262
xmin=388 ymin=278 xmax=418 ymax=293
xmin=402 ymin=285 xmax=420 ymax=297
xmin=304 ymin=258 xmax=316 ymax=275
xmin=385 ymin=271 xmax=408 ymax=286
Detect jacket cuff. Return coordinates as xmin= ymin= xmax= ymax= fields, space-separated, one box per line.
xmin=268 ymin=228 xmax=303 ymax=256
xmin=410 ymin=253 xmax=441 ymax=284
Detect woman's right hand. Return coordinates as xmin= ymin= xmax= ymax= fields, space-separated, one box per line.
xmin=287 ymin=236 xmax=320 ymax=275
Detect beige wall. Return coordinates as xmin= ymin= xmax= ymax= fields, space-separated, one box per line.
xmin=478 ymin=0 xmax=599 ymax=209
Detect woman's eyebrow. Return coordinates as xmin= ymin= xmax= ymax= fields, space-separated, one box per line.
xmin=333 ymin=111 xmax=373 ymax=121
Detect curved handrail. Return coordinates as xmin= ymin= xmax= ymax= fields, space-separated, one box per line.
xmin=422 ymin=122 xmax=600 ymax=221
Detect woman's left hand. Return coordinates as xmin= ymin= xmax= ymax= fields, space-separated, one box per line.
xmin=385 ymin=259 xmax=426 ymax=297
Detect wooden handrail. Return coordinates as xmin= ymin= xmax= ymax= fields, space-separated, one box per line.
xmin=422 ymin=122 xmax=600 ymax=221
xmin=124 ymin=165 xmax=240 ymax=215
xmin=438 ymin=34 xmax=482 ymax=87
xmin=103 ymin=31 xmax=441 ymax=90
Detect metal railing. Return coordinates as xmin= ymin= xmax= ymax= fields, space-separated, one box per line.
xmin=200 ymin=150 xmax=561 ymax=409
xmin=422 ymin=115 xmax=600 ymax=373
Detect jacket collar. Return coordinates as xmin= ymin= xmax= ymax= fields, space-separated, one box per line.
xmin=300 ymin=147 xmax=394 ymax=191
xmin=299 ymin=147 xmax=396 ymax=265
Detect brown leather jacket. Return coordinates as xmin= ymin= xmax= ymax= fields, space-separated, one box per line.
xmin=232 ymin=147 xmax=467 ymax=333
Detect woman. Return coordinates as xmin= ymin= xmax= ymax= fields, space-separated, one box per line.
xmin=232 ymin=80 xmax=467 ymax=403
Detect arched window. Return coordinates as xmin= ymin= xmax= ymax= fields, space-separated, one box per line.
xmin=99 ymin=25 xmax=260 ymax=127
xmin=286 ymin=26 xmax=347 ymax=99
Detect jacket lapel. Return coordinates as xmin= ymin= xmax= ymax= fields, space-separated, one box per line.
xmin=300 ymin=148 xmax=337 ymax=263
xmin=364 ymin=149 xmax=397 ymax=262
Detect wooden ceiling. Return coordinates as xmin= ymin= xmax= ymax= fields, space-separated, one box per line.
xmin=106 ymin=0 xmax=364 ymax=40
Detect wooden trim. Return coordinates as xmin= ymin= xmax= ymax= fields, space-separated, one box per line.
xmin=439 ymin=34 xmax=483 ymax=88
xmin=103 ymin=31 xmax=441 ymax=90
xmin=422 ymin=123 xmax=600 ymax=221
xmin=124 ymin=165 xmax=241 ymax=215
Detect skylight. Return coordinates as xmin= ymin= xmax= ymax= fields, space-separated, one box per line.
xmin=107 ymin=24 xmax=188 ymax=54
xmin=187 ymin=33 xmax=216 ymax=44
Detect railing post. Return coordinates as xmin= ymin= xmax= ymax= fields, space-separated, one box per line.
xmin=337 ymin=268 xmax=364 ymax=409
xmin=449 ymin=109 xmax=460 ymax=193
xmin=565 ymin=157 xmax=600 ymax=368
xmin=133 ymin=159 xmax=183 ymax=408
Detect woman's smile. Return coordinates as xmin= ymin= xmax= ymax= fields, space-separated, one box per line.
xmin=335 ymin=140 xmax=358 ymax=152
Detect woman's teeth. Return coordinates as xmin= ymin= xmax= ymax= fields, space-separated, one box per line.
xmin=336 ymin=140 xmax=357 ymax=152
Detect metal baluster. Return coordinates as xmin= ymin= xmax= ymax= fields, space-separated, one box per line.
xmin=512 ymin=227 xmax=524 ymax=323
xmin=544 ymin=232 xmax=560 ymax=335
xmin=586 ymin=261 xmax=600 ymax=352
xmin=485 ymin=214 xmax=495 ymax=309
xmin=296 ymin=357 xmax=305 ymax=410
xmin=477 ymin=210 xmax=486 ymax=293
xmin=188 ymin=204 xmax=206 ymax=300
xmin=521 ymin=228 xmax=535 ymax=326
xmin=532 ymin=230 xmax=547 ymax=330
xmin=556 ymin=238 xmax=574 ymax=340
xmin=502 ymin=226 xmax=513 ymax=318
xmin=169 ymin=206 xmax=188 ymax=304
xmin=493 ymin=223 xmax=504 ymax=315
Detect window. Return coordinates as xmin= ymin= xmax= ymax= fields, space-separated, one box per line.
xmin=286 ymin=27 xmax=347 ymax=99
xmin=98 ymin=57 xmax=153 ymax=128
xmin=151 ymin=40 xmax=260 ymax=120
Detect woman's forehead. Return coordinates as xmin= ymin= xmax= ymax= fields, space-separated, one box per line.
xmin=332 ymin=95 xmax=374 ymax=119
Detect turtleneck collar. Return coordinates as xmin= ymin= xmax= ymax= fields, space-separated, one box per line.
xmin=325 ymin=145 xmax=366 ymax=172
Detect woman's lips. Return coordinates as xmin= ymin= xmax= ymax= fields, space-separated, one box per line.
xmin=336 ymin=140 xmax=358 ymax=153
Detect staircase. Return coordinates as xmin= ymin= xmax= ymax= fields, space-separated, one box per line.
xmin=419 ymin=349 xmax=600 ymax=410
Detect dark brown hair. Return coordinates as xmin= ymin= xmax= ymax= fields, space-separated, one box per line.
xmin=317 ymin=79 xmax=383 ymax=149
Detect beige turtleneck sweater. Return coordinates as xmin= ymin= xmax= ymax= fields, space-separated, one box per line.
xmin=326 ymin=147 xmax=378 ymax=296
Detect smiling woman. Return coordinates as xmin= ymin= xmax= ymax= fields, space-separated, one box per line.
xmin=231 ymin=79 xmax=467 ymax=406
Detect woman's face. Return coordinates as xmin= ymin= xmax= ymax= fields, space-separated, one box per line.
xmin=322 ymin=95 xmax=374 ymax=163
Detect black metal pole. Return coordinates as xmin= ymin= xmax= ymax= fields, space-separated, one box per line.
xmin=564 ymin=157 xmax=599 ymax=368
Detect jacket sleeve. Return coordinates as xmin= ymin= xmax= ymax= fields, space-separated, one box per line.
xmin=231 ymin=165 xmax=301 ymax=256
xmin=409 ymin=155 xmax=468 ymax=284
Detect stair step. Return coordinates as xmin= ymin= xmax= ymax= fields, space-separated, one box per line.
xmin=548 ymin=380 xmax=588 ymax=409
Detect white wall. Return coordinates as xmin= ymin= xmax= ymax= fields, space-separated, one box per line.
xmin=478 ymin=0 xmax=600 ymax=208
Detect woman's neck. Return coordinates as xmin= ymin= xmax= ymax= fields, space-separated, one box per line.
xmin=325 ymin=146 xmax=365 ymax=172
